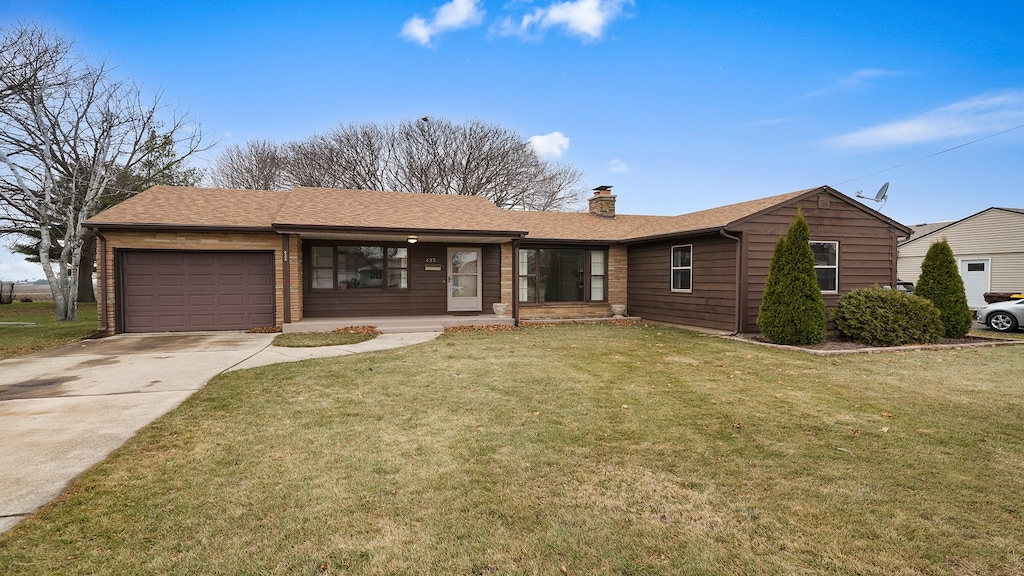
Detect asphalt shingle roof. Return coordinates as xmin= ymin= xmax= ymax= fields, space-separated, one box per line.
xmin=86 ymin=185 xmax=855 ymax=241
xmin=86 ymin=186 xmax=289 ymax=229
xmin=274 ymin=188 xmax=524 ymax=234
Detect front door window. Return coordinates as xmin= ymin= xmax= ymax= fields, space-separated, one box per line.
xmin=448 ymin=248 xmax=481 ymax=311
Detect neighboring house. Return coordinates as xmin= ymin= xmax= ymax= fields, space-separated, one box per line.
xmin=899 ymin=221 xmax=954 ymax=242
xmin=898 ymin=207 xmax=1024 ymax=308
xmin=85 ymin=185 xmax=910 ymax=334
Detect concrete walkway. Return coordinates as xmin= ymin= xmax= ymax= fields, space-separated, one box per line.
xmin=0 ymin=330 xmax=440 ymax=534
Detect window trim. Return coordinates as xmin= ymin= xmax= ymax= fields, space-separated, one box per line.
xmin=517 ymin=246 xmax=608 ymax=305
xmin=310 ymin=246 xmax=336 ymax=290
xmin=670 ymin=244 xmax=693 ymax=293
xmin=810 ymin=240 xmax=839 ymax=294
xmin=307 ymin=243 xmax=410 ymax=292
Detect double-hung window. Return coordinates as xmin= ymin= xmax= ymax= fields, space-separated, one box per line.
xmin=810 ymin=241 xmax=838 ymax=293
xmin=310 ymin=245 xmax=408 ymax=290
xmin=518 ymin=248 xmax=607 ymax=303
xmin=671 ymin=245 xmax=692 ymax=292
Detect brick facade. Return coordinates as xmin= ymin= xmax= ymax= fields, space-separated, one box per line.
xmin=500 ymin=243 xmax=513 ymax=307
xmin=95 ymin=230 xmax=297 ymax=333
xmin=607 ymin=244 xmax=628 ymax=312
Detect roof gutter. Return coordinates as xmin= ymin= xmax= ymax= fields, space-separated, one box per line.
xmin=86 ymin=223 xmax=276 ymax=233
xmin=621 ymin=226 xmax=727 ymax=245
xmin=272 ymin=223 xmax=528 ymax=238
xmin=720 ymin=228 xmax=743 ymax=336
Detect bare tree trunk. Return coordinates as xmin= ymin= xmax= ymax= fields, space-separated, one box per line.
xmin=77 ymin=235 xmax=96 ymax=302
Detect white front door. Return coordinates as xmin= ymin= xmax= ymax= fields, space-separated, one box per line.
xmin=447 ymin=247 xmax=482 ymax=312
xmin=960 ymin=258 xmax=991 ymax=308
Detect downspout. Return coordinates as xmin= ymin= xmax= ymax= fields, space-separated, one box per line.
xmin=512 ymin=237 xmax=521 ymax=327
xmin=720 ymin=228 xmax=742 ymax=335
xmin=889 ymin=225 xmax=897 ymax=287
xmin=92 ymin=227 xmax=108 ymax=333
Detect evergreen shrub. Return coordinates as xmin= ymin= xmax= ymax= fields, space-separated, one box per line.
xmin=757 ymin=213 xmax=826 ymax=345
xmin=914 ymin=239 xmax=973 ymax=338
xmin=832 ymin=286 xmax=943 ymax=346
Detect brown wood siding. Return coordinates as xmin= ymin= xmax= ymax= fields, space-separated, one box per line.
xmin=302 ymin=242 xmax=500 ymax=318
xmin=733 ymin=194 xmax=902 ymax=332
xmin=627 ymin=234 xmax=737 ymax=331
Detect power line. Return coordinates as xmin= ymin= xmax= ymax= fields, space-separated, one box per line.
xmin=834 ymin=121 xmax=1024 ymax=186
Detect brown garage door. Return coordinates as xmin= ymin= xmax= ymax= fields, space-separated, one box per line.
xmin=121 ymin=250 xmax=274 ymax=332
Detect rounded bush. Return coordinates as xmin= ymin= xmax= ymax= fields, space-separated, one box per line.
xmin=832 ymin=286 xmax=944 ymax=346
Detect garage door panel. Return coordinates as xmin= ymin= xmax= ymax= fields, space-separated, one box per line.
xmin=218 ymin=274 xmax=244 ymax=287
xmin=154 ymin=315 xmax=185 ymax=328
xmin=188 ymin=294 xmax=216 ymax=307
xmin=189 ymin=274 xmax=215 ymax=287
xmin=218 ymin=294 xmax=244 ymax=306
xmin=121 ymin=250 xmax=274 ymax=332
xmin=157 ymin=274 xmax=186 ymax=288
xmin=249 ymin=273 xmax=273 ymax=286
xmin=125 ymin=274 xmax=154 ymax=288
xmin=249 ymin=313 xmax=273 ymax=324
xmin=157 ymin=293 xmax=185 ymax=306
xmin=248 ymin=294 xmax=273 ymax=306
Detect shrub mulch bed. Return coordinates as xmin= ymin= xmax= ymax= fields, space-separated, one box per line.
xmin=738 ymin=332 xmax=1024 ymax=354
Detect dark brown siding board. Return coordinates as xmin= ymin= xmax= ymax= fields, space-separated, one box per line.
xmin=303 ymin=242 xmax=500 ymax=318
xmin=121 ymin=250 xmax=274 ymax=332
xmin=481 ymin=244 xmax=501 ymax=312
xmin=627 ymin=234 xmax=737 ymax=331
xmin=732 ymin=193 xmax=904 ymax=332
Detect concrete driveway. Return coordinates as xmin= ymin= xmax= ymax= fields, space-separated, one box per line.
xmin=0 ymin=332 xmax=275 ymax=534
xmin=0 ymin=330 xmax=441 ymax=535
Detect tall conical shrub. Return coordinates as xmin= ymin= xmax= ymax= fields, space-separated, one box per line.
xmin=914 ymin=239 xmax=972 ymax=338
xmin=757 ymin=213 xmax=826 ymax=344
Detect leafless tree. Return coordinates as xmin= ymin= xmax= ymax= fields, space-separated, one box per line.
xmin=210 ymin=139 xmax=286 ymax=190
xmin=0 ymin=23 xmax=207 ymax=320
xmin=209 ymin=118 xmax=585 ymax=211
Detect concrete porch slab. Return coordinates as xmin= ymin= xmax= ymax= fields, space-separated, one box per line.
xmin=283 ymin=314 xmax=515 ymax=334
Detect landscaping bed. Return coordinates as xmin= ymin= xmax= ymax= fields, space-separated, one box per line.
xmin=744 ymin=331 xmax=1022 ymax=353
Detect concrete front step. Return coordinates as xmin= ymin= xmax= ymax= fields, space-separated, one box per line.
xmin=283 ymin=315 xmax=515 ymax=334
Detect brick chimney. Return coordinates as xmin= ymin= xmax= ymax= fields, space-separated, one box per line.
xmin=588 ymin=185 xmax=616 ymax=218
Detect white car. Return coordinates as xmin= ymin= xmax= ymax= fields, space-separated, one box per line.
xmin=976 ymin=299 xmax=1024 ymax=332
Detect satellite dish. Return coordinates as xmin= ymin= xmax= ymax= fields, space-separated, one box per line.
xmin=855 ymin=182 xmax=890 ymax=210
xmin=874 ymin=181 xmax=889 ymax=201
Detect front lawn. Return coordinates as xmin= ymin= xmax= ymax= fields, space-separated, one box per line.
xmin=2 ymin=323 xmax=1022 ymax=574
xmin=0 ymin=301 xmax=99 ymax=360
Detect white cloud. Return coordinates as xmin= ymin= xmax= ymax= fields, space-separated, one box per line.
xmin=803 ymin=69 xmax=904 ymax=99
xmin=401 ymin=0 xmax=485 ymax=47
xmin=529 ymin=131 xmax=570 ymax=158
xmin=607 ymin=158 xmax=630 ymax=173
xmin=827 ymin=91 xmax=1024 ymax=151
xmin=496 ymin=0 xmax=633 ymax=41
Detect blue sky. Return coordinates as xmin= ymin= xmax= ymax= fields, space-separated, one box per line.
xmin=2 ymin=0 xmax=1023 ymax=280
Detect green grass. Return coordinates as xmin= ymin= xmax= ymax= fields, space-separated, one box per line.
xmin=2 ymin=323 xmax=1023 ymax=574
xmin=0 ymin=301 xmax=99 ymax=360
xmin=271 ymin=329 xmax=378 ymax=347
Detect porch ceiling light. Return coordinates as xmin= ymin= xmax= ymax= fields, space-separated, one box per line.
xmin=407 ymin=236 xmax=418 ymax=244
